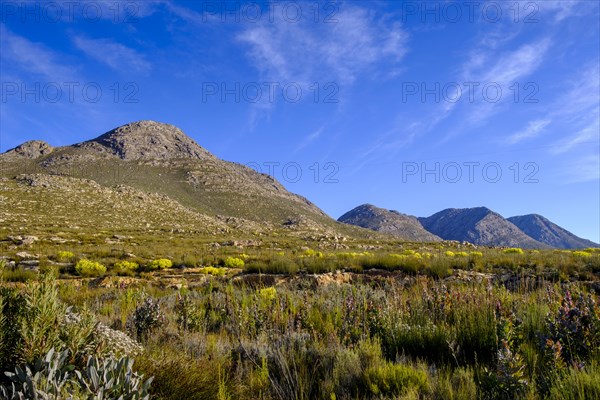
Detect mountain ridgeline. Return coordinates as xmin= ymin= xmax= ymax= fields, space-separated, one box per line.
xmin=1 ymin=120 xmax=596 ymax=249
xmin=338 ymin=204 xmax=441 ymax=242
xmin=0 ymin=120 xmax=374 ymax=239
xmin=507 ymin=214 xmax=598 ymax=249
xmin=339 ymin=205 xmax=598 ymax=249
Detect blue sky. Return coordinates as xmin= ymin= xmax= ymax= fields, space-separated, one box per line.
xmin=1 ymin=0 xmax=599 ymax=242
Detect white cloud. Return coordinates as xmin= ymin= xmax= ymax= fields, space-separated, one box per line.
xmin=477 ymin=39 xmax=550 ymax=85
xmin=535 ymin=0 xmax=598 ymax=23
xmin=237 ymin=4 xmax=407 ymax=85
xmin=559 ymin=153 xmax=600 ymax=183
xmin=551 ymin=119 xmax=599 ymax=155
xmin=507 ymin=119 xmax=552 ymax=144
xmin=295 ymin=126 xmax=325 ymax=152
xmin=549 ymin=62 xmax=600 ymax=154
xmin=73 ymin=36 xmax=151 ymax=74
xmin=554 ymin=62 xmax=600 ymax=120
xmin=0 ymin=24 xmax=79 ymax=82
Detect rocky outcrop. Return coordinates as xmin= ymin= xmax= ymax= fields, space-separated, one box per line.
xmin=86 ymin=120 xmax=214 ymax=161
xmin=4 ymin=140 xmax=53 ymax=158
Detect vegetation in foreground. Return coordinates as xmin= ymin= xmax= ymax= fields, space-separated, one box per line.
xmin=1 ymin=245 xmax=599 ymax=399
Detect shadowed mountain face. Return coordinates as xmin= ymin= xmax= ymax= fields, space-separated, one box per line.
xmin=0 ymin=121 xmax=375 ymax=238
xmin=338 ymin=204 xmax=441 ymax=242
xmin=508 ymin=214 xmax=599 ymax=249
xmin=418 ymin=207 xmax=547 ymax=249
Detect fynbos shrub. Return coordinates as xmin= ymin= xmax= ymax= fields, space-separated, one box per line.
xmin=174 ymin=295 xmax=203 ymax=332
xmin=75 ymin=259 xmax=106 ymax=277
xmin=503 ymin=248 xmax=524 ymax=255
xmin=147 ymin=258 xmax=173 ymax=270
xmin=224 ymin=257 xmax=245 ymax=268
xmin=126 ymin=297 xmax=165 ymax=341
xmin=114 ymin=261 xmax=139 ymax=276
xmin=56 ymin=251 xmax=74 ymax=262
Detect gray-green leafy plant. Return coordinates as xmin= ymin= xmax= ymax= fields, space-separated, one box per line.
xmin=1 ymin=348 xmax=153 ymax=400
xmin=1 ymin=347 xmax=74 ymax=399
xmin=75 ymin=353 xmax=153 ymax=399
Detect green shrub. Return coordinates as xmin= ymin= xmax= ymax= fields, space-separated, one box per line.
xmin=359 ymin=254 xmax=421 ymax=273
xmin=547 ymin=363 xmax=600 ymax=400
xmin=0 ymin=266 xmax=36 ymax=282
xmin=223 ymin=257 xmax=245 ymax=268
xmin=135 ymin=352 xmax=225 ymax=400
xmin=301 ymin=256 xmax=337 ymax=273
xmin=363 ymin=362 xmax=430 ymax=397
xmin=470 ymin=251 xmax=483 ymax=257
xmin=445 ymin=251 xmax=455 ymax=257
xmin=113 ymin=261 xmax=139 ymax=276
xmin=56 ymin=251 xmax=74 ymax=262
xmin=303 ymin=248 xmax=323 ymax=257
xmin=246 ymin=257 xmax=298 ymax=274
xmin=433 ymin=367 xmax=477 ymax=400
xmin=0 ymin=273 xmax=99 ymax=369
xmin=425 ymin=262 xmax=451 ymax=279
xmin=75 ymin=259 xmax=106 ymax=277
xmin=381 ymin=322 xmax=453 ymax=364
xmin=455 ymin=252 xmax=469 ymax=257
xmin=572 ymin=251 xmax=592 ymax=258
xmin=174 ymin=295 xmax=203 ymax=332
xmin=258 ymin=287 xmax=277 ymax=302
xmin=198 ymin=266 xmax=226 ymax=276
xmin=503 ymin=248 xmax=524 ymax=255
xmin=148 ymin=258 xmax=173 ymax=270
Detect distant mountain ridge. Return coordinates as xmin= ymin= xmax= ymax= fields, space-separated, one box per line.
xmin=508 ymin=214 xmax=598 ymax=249
xmin=339 ymin=205 xmax=598 ymax=249
xmin=3 ymin=121 xmax=596 ymax=249
xmin=418 ymin=207 xmax=547 ymax=249
xmin=338 ymin=204 xmax=441 ymax=242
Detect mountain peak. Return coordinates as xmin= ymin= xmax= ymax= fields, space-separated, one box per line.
xmin=88 ymin=120 xmax=214 ymax=161
xmin=508 ymin=214 xmax=598 ymax=249
xmin=5 ymin=140 xmax=53 ymax=159
xmin=338 ymin=204 xmax=442 ymax=242
xmin=419 ymin=207 xmax=546 ymax=248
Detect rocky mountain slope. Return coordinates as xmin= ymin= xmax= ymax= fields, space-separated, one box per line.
xmin=0 ymin=120 xmax=375 ymax=240
xmin=508 ymin=214 xmax=598 ymax=249
xmin=418 ymin=207 xmax=547 ymax=248
xmin=340 ymin=204 xmax=597 ymax=249
xmin=338 ymin=204 xmax=441 ymax=242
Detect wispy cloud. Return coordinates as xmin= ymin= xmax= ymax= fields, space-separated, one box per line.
xmin=549 ymin=62 xmax=600 ymax=153
xmin=0 ymin=24 xmax=79 ymax=82
xmin=462 ymin=38 xmax=551 ymax=127
xmin=553 ymin=62 xmax=600 ymax=120
xmin=536 ymin=0 xmax=599 ymax=23
xmin=507 ymin=119 xmax=552 ymax=144
xmin=295 ymin=126 xmax=325 ymax=152
xmin=413 ymin=36 xmax=551 ymax=146
xmin=551 ymin=119 xmax=599 ymax=155
xmin=475 ymin=39 xmax=550 ymax=85
xmin=558 ymin=153 xmax=600 ymax=183
xmin=237 ymin=4 xmax=407 ymax=85
xmin=73 ymin=36 xmax=151 ymax=74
